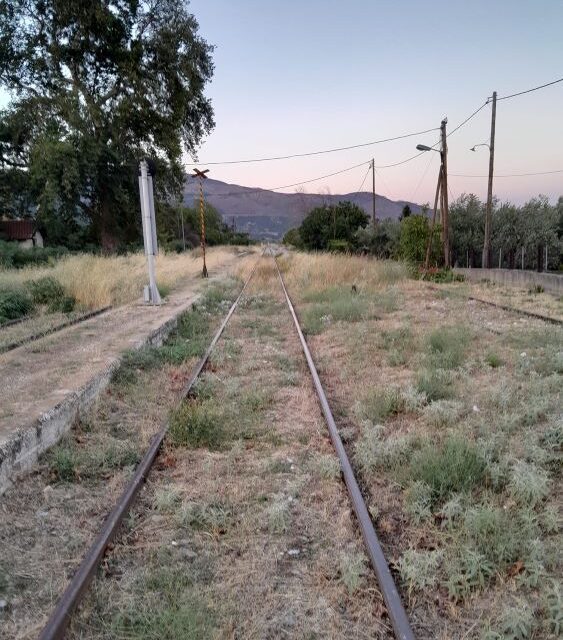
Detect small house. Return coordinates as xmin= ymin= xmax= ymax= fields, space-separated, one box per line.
xmin=0 ymin=220 xmax=44 ymax=248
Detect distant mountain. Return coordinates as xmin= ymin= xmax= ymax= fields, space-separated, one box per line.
xmin=183 ymin=178 xmax=423 ymax=240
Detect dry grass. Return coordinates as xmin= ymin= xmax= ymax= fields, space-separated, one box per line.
xmin=66 ymin=257 xmax=392 ymax=639
xmin=278 ymin=250 xmax=408 ymax=297
xmin=0 ymin=246 xmax=253 ymax=308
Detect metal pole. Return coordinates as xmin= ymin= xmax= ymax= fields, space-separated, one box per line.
xmin=181 ymin=208 xmax=186 ymax=251
xmin=139 ymin=161 xmax=161 ymax=304
xmin=483 ymin=91 xmax=496 ymax=268
xmin=199 ymin=177 xmax=208 ymax=278
xmin=499 ymin=248 xmax=502 ymax=269
xmin=371 ymin=159 xmax=376 ymax=228
xmin=545 ymin=245 xmax=548 ymax=272
xmin=440 ymin=119 xmax=450 ymax=268
xmin=521 ymin=246 xmax=524 ymax=270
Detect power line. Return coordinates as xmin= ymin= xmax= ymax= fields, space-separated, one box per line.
xmin=496 ymin=77 xmax=563 ymax=101
xmin=185 ymin=127 xmax=438 ymax=166
xmin=188 ymin=160 xmax=371 ymax=197
xmin=450 ymin=168 xmax=563 ymax=178
xmin=447 ymin=101 xmax=490 ymax=137
xmin=350 ymin=164 xmax=372 ymax=196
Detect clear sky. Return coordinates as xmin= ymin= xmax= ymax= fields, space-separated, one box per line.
xmin=186 ymin=0 xmax=563 ymax=205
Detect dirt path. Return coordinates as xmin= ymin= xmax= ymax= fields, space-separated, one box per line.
xmin=65 ymin=258 xmax=392 ymax=639
xmin=0 ymin=251 xmax=245 ymax=450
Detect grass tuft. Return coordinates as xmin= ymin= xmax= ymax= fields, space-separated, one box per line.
xmin=406 ymin=436 xmax=486 ymax=504
xmin=168 ymin=401 xmax=224 ymax=450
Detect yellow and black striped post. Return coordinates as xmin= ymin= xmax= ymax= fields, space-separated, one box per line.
xmin=192 ymin=168 xmax=210 ymax=278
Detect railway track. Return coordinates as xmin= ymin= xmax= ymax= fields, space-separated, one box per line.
xmin=426 ymin=283 xmax=562 ymax=325
xmin=0 ymin=306 xmax=112 ymax=354
xmin=36 ymin=252 xmax=414 ymax=640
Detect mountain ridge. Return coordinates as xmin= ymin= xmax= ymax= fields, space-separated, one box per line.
xmin=183 ymin=178 xmax=423 ymax=239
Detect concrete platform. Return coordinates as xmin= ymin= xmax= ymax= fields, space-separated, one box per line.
xmin=0 ymin=271 xmax=228 ymax=492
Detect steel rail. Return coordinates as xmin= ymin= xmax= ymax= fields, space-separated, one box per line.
xmin=426 ymin=284 xmax=562 ymax=326
xmin=466 ymin=295 xmax=562 ymax=326
xmin=37 ymin=259 xmax=260 ymax=640
xmin=0 ymin=306 xmax=113 ymax=355
xmin=274 ymin=256 xmax=415 ymax=640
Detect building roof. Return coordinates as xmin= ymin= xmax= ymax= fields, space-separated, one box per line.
xmin=0 ymin=220 xmax=35 ymax=241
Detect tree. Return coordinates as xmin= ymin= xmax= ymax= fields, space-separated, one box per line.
xmin=298 ymin=201 xmax=368 ymax=250
xmin=399 ymin=214 xmax=437 ymax=264
xmin=400 ymin=204 xmax=412 ymax=220
xmin=449 ymin=194 xmax=484 ymax=267
xmin=282 ymin=227 xmax=303 ymax=248
xmin=0 ymin=0 xmax=214 ymax=249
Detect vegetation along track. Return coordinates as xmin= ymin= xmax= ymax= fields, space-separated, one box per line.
xmin=34 ymin=250 xmax=414 ymax=640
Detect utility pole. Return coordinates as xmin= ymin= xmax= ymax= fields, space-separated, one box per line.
xmin=483 ymin=91 xmax=497 ymax=268
xmin=424 ymin=166 xmax=443 ymax=271
xmin=440 ymin=119 xmax=450 ymax=268
xmin=371 ymin=158 xmax=376 ymax=228
xmin=192 ymin=168 xmax=210 ymax=277
xmin=138 ymin=160 xmax=161 ymax=304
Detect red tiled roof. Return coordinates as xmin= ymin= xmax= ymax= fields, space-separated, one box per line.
xmin=0 ymin=220 xmax=35 ymax=241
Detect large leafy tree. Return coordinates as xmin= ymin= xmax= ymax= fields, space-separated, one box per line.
xmin=298 ymin=201 xmax=368 ymax=250
xmin=0 ymin=0 xmax=214 ymax=249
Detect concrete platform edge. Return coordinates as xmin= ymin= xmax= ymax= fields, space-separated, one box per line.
xmin=0 ymin=295 xmax=199 ymax=494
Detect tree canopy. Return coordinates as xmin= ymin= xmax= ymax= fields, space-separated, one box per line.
xmin=0 ymin=0 xmax=215 ymax=249
xmin=296 ymin=201 xmax=369 ymax=251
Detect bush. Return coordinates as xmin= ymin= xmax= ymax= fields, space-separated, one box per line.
xmin=0 ymin=288 xmax=34 ymax=323
xmin=427 ymin=326 xmax=470 ymax=369
xmin=26 ymin=275 xmax=77 ymax=313
xmin=26 ymin=276 xmax=66 ymax=304
xmin=169 ymin=401 xmax=224 ymax=449
xmin=406 ymin=436 xmax=486 ymax=503
xmin=416 ymin=368 xmax=453 ymax=401
xmin=0 ymin=240 xmax=69 ymax=269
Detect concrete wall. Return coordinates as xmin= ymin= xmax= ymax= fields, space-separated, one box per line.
xmin=454 ymin=268 xmax=563 ymax=295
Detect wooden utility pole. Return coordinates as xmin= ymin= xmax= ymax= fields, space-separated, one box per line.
xmin=483 ymin=91 xmax=497 ymax=268
xmin=424 ymin=167 xmax=443 ymax=271
xmin=191 ymin=168 xmax=210 ymax=277
xmin=440 ymin=119 xmax=450 ymax=268
xmin=371 ymin=159 xmax=376 ymax=228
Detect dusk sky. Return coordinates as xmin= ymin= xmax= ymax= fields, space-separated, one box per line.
xmin=186 ymin=0 xmax=563 ymax=206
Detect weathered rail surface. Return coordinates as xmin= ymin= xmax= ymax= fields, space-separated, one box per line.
xmin=36 ymin=253 xmax=415 ymax=640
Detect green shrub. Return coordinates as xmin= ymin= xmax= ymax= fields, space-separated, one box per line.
xmin=169 ymin=401 xmax=224 ymax=450
xmin=355 ymin=424 xmax=414 ymax=474
xmin=360 ymin=387 xmax=405 ymax=423
xmin=508 ymin=460 xmax=549 ymax=507
xmin=0 ymin=288 xmax=34 ymax=323
xmin=339 ymin=551 xmax=367 ymax=594
xmin=398 ymin=548 xmax=443 ymax=594
xmin=406 ymin=436 xmax=485 ymax=503
xmin=49 ymin=446 xmax=77 ymax=482
xmin=427 ymin=326 xmax=470 ymax=369
xmin=26 ymin=276 xmax=66 ymax=304
xmin=416 ymin=369 xmax=453 ymax=401
xmin=485 ymin=352 xmax=503 ymax=368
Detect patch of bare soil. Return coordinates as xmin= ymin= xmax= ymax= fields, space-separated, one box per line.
xmin=67 ymin=259 xmax=392 ymax=639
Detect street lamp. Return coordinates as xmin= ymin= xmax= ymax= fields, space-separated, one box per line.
xmin=416 ymin=144 xmax=440 ymax=152
xmin=470 ymin=143 xmax=490 ymax=152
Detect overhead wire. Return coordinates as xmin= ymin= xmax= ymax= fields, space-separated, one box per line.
xmin=184 ymin=127 xmax=439 ymax=166
xmin=187 ymin=160 xmax=371 ymax=198
xmin=450 ymin=168 xmax=563 ymax=178
xmin=496 ymin=77 xmax=563 ymax=101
